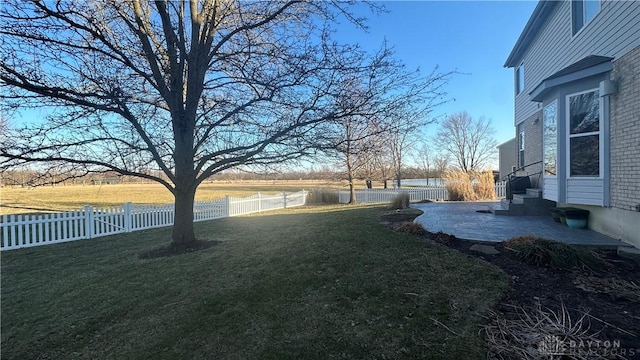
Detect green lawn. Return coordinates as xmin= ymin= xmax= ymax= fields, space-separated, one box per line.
xmin=1 ymin=205 xmax=508 ymax=359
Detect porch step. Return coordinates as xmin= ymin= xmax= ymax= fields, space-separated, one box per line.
xmin=490 ymin=188 xmax=556 ymax=216
xmin=526 ymin=188 xmax=542 ymax=197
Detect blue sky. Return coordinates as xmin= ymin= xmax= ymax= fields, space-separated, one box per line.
xmin=335 ymin=0 xmax=538 ymax=146
xmin=10 ymin=1 xmax=538 ymax=159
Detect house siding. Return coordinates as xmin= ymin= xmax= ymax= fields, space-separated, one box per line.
xmin=566 ymin=178 xmax=604 ymax=206
xmin=514 ymin=1 xmax=640 ymax=124
xmin=543 ymin=177 xmax=558 ymax=201
xmin=610 ymin=45 xmax=640 ymax=211
xmin=497 ymin=138 xmax=516 ymax=180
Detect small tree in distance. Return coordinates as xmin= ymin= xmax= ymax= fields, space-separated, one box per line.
xmin=434 ymin=111 xmax=497 ymax=172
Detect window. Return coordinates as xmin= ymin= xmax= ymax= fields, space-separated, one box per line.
xmin=543 ymin=101 xmax=557 ymax=176
xmin=568 ymin=89 xmax=600 ymax=176
xmin=572 ymin=0 xmax=600 ymax=35
xmin=516 ymin=64 xmax=524 ymax=94
xmin=518 ymin=129 xmax=525 ymax=168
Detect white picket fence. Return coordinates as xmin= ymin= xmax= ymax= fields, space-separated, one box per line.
xmin=0 ymin=191 xmax=307 ymax=251
xmin=339 ymin=181 xmax=507 ymax=204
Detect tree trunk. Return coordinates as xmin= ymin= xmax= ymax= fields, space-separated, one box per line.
xmin=171 ymin=109 xmax=197 ymax=248
xmin=348 ymin=180 xmax=356 ymax=204
xmin=172 ymin=186 xmax=197 ymax=248
xmin=347 ymin=166 xmax=356 ymax=204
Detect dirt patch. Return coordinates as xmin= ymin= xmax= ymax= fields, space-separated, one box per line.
xmin=138 ymin=239 xmax=220 ymax=259
xmin=381 ymin=214 xmax=640 ymax=357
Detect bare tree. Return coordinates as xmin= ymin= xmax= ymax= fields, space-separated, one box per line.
xmin=413 ymin=142 xmax=432 ymax=185
xmin=320 ymin=52 xmax=451 ymax=202
xmin=433 ymin=153 xmax=451 ymax=179
xmin=387 ymin=114 xmax=422 ymax=188
xmin=434 ymin=112 xmax=497 ymax=172
xmin=0 ymin=0 xmax=388 ymax=249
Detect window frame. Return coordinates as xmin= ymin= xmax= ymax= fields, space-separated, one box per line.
xmin=516 ymin=64 xmax=524 ymax=95
xmin=572 ymin=0 xmax=601 ymax=36
xmin=543 ymin=100 xmax=558 ymax=177
xmin=566 ymin=88 xmax=603 ymax=178
xmin=518 ymin=129 xmax=525 ymax=168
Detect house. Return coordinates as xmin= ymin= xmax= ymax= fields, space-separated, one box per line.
xmin=503 ymin=0 xmax=640 ymax=248
xmin=497 ymin=138 xmax=517 ymax=180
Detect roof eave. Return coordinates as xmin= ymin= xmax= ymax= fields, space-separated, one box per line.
xmin=504 ymin=1 xmax=559 ymax=68
xmin=529 ymin=60 xmax=613 ymax=102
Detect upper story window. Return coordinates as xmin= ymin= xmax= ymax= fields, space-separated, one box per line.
xmin=572 ymin=0 xmax=601 ymax=35
xmin=516 ymin=64 xmax=524 ymax=95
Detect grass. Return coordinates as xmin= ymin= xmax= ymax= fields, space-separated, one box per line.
xmin=0 ymin=180 xmax=352 ymax=215
xmin=1 ymin=205 xmax=509 ymax=359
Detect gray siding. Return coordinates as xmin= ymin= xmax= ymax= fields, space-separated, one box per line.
xmin=514 ymin=1 xmax=640 ymax=124
xmin=497 ymin=138 xmax=516 ymax=179
xmin=566 ymin=178 xmax=604 ymax=206
xmin=543 ymin=177 xmax=558 ymax=201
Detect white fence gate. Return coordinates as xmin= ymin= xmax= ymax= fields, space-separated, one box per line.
xmin=1 ymin=191 xmax=307 ymax=251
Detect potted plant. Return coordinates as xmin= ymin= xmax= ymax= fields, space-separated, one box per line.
xmin=564 ymin=208 xmax=590 ymax=229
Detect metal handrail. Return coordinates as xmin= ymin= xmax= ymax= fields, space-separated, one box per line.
xmin=502 ymin=160 xmax=543 ymax=203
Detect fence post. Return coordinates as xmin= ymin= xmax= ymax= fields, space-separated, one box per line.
xmin=124 ymin=202 xmax=132 ymax=233
xmin=258 ymin=193 xmax=262 ymax=213
xmin=282 ymin=192 xmax=287 ymax=209
xmin=224 ymin=195 xmax=231 ymax=217
xmin=84 ymin=205 xmax=94 ymax=239
xmin=302 ymin=189 xmax=307 ymax=205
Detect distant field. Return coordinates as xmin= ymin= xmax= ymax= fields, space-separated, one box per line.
xmin=0 ymin=180 xmax=362 ymax=215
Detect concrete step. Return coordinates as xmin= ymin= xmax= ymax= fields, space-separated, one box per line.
xmin=488 ymin=204 xmax=510 ymax=215
xmin=512 ymin=193 xmax=540 ymax=205
xmin=493 ymin=196 xmax=556 ymax=216
xmin=526 ymin=188 xmax=542 ymax=198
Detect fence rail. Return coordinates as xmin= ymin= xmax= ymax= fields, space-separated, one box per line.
xmin=1 ymin=191 xmax=307 ymax=251
xmin=339 ymin=181 xmax=507 ymax=204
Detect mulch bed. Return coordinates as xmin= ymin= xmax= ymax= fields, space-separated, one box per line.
xmin=380 ymin=212 xmax=640 ymax=357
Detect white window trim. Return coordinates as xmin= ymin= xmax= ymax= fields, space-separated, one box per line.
xmin=565 ymin=88 xmax=603 ymax=179
xmin=518 ymin=129 xmax=525 ymax=168
xmin=543 ymin=100 xmax=558 ymax=179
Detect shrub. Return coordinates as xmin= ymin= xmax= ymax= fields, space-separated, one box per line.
xmin=473 ymin=170 xmax=496 ymax=200
xmin=485 ymin=303 xmax=605 ymax=360
xmin=396 ymin=221 xmax=427 ymax=236
xmin=443 ymin=170 xmax=497 ymax=201
xmin=443 ymin=170 xmax=475 ymax=201
xmin=503 ymin=235 xmax=539 ymax=249
xmin=509 ymin=238 xmax=605 ymax=272
xmin=388 ymin=191 xmax=410 ymax=209
xmin=306 ymin=188 xmax=339 ymax=205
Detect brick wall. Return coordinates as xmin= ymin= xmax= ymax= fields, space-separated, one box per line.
xmin=610 ymin=45 xmax=640 ymax=211
xmin=516 ymin=110 xmax=543 ymax=187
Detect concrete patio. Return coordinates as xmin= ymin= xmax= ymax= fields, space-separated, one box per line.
xmin=412 ymin=201 xmax=630 ymax=248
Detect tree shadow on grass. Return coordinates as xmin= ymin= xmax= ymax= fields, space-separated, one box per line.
xmin=138 ymin=239 xmax=221 ymax=259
